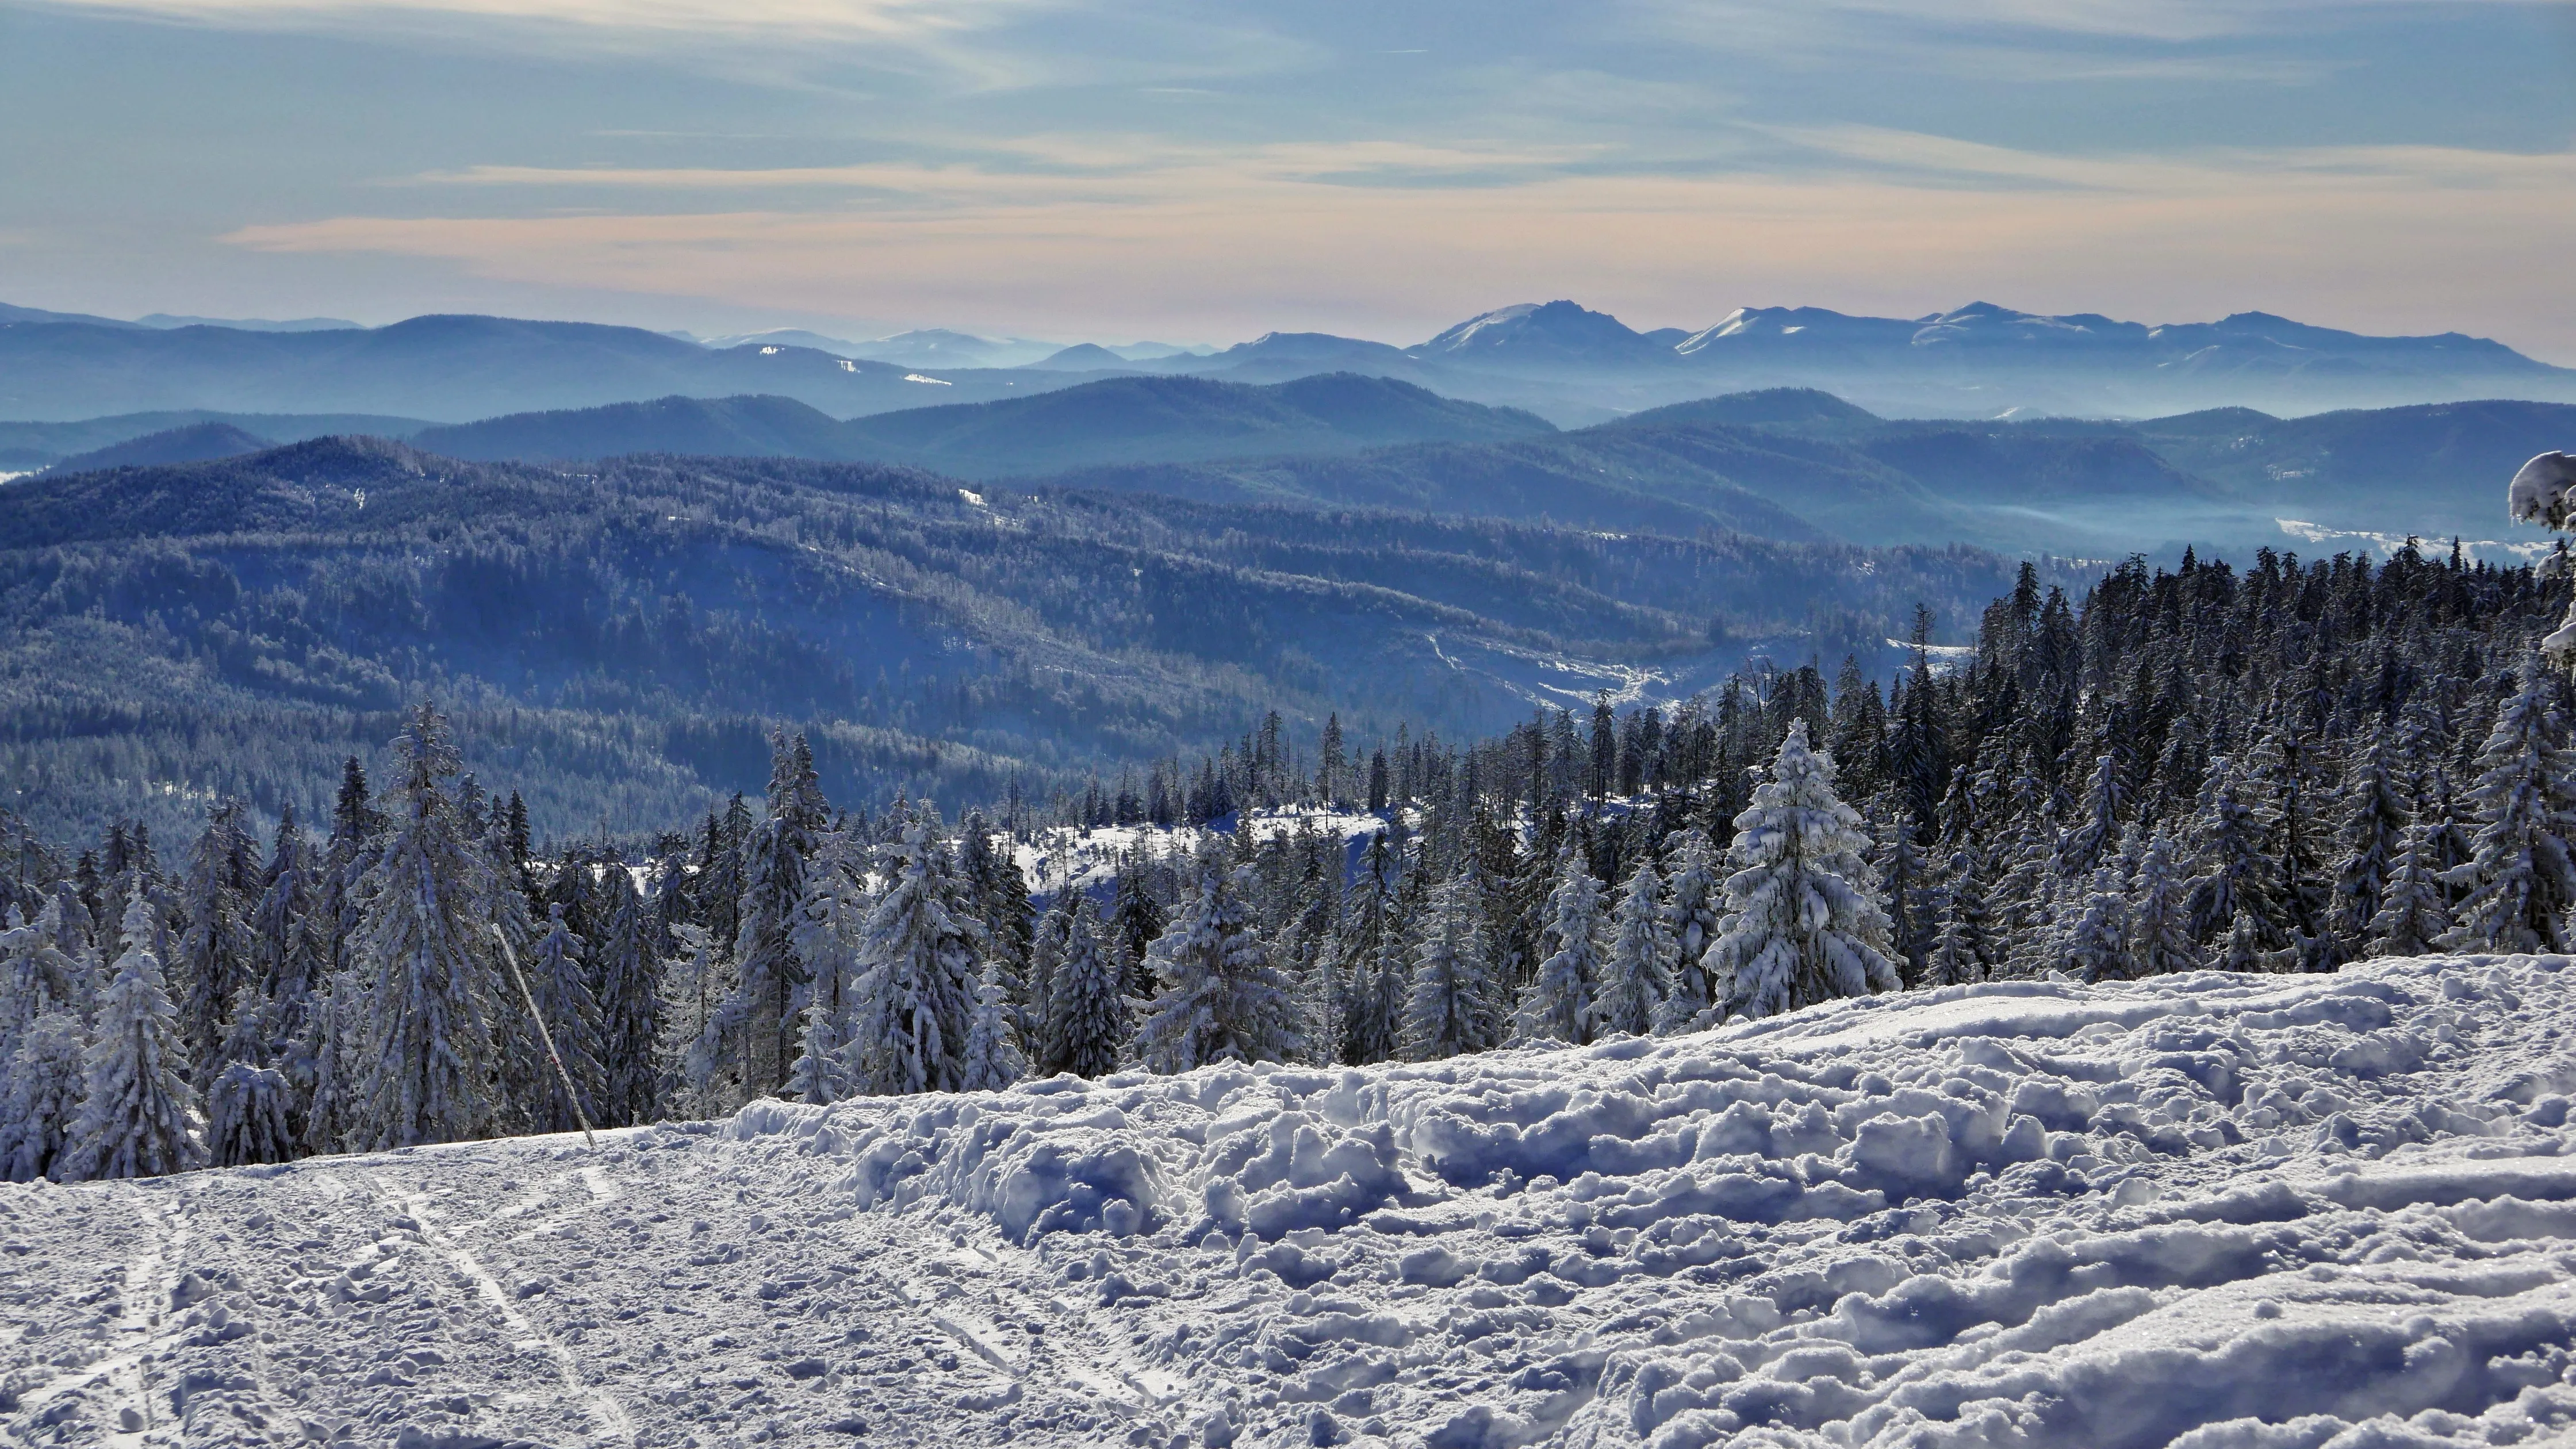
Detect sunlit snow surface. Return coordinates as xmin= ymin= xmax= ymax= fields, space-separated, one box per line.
xmin=9 ymin=956 xmax=2576 ymax=1448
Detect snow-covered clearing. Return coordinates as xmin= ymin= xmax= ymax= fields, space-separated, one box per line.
xmin=9 ymin=953 xmax=2576 ymax=1448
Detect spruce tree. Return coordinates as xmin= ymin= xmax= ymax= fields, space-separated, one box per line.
xmin=0 ymin=1011 xmax=86 ymax=1182
xmin=1519 ymin=851 xmax=1605 ymax=1044
xmin=1404 ymin=868 xmax=1495 ymax=1060
xmin=1042 ymin=894 xmax=1126 ymax=1079
xmin=787 ymin=829 xmax=871 ymax=1105
xmin=174 ymin=798 xmax=258 ymax=1083
xmin=2440 ymin=660 xmax=2576 ymax=953
xmin=526 ymin=902 xmax=604 ymax=1132
xmin=2060 ymin=867 xmax=2129 ymax=983
xmin=1705 ymin=720 xmax=1901 ymax=1023
xmin=66 ymin=887 xmax=204 ymax=1180
xmin=2329 ymin=739 xmax=2411 ymax=956
xmin=2368 ymin=820 xmax=2455 ymax=957
xmin=1654 ymin=829 xmax=1724 ymax=1030
xmin=1132 ymin=868 xmax=1303 ymax=1072
xmin=2128 ymin=830 xmax=2198 ymax=976
xmin=350 ymin=703 xmax=505 ymax=1151
xmin=1924 ymin=847 xmax=1995 ymax=987
xmin=205 ymin=1061 xmax=297 ymax=1167
xmin=849 ymin=827 xmax=979 ymax=1095
xmin=1106 ymin=858 xmax=1166 ymax=1003
xmin=1595 ymin=860 xmax=1672 ymax=1038
xmin=959 ymin=960 xmax=1028 ymax=1091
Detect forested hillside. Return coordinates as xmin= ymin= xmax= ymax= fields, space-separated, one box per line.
xmin=1 ymin=536 xmax=2563 ymax=1187
xmin=0 ymin=438 xmax=2046 ymax=843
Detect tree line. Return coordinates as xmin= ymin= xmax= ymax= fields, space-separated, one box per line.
xmin=3 ymin=538 xmax=2569 ymax=1180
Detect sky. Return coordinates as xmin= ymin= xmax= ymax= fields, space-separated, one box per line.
xmin=2 ymin=0 xmax=2573 ymax=356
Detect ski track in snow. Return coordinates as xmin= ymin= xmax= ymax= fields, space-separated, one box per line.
xmin=7 ymin=953 xmax=2576 ymax=1447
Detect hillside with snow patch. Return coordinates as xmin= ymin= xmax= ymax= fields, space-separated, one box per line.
xmin=8 ymin=953 xmax=2576 ymax=1448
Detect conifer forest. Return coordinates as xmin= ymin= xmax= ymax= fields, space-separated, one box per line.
xmin=5 ymin=539 xmax=2565 ymax=1181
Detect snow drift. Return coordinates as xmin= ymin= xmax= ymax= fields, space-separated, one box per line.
xmin=7 ymin=954 xmax=2576 ymax=1448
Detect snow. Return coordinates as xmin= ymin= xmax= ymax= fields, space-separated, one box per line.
xmin=1014 ymin=810 xmax=1393 ymax=900
xmin=904 ymin=374 xmax=954 ymax=386
xmin=9 ymin=953 xmax=2576 ymax=1448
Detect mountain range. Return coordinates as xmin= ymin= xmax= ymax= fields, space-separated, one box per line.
xmin=26 ymin=375 xmax=2554 ymax=560
xmin=3 ymin=297 xmax=2568 ymax=427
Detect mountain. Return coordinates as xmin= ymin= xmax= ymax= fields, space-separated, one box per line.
xmin=0 ymin=436 xmax=2050 ymax=839
xmin=1410 ymin=300 xmax=1677 ymax=370
xmin=403 ymin=374 xmax=1559 ymax=477
xmin=1025 ymin=343 xmax=1136 ymax=372
xmin=0 ymin=313 xmax=1087 ymax=422
xmin=415 ymin=394 xmax=849 ymax=462
xmin=37 ymin=420 xmax=271 ymax=474
xmin=134 ymin=313 xmax=361 ymax=332
xmin=695 ymin=327 xmax=869 ymax=356
xmin=0 ymin=302 xmax=144 ymax=329
xmin=0 ymin=409 xmax=436 ymax=473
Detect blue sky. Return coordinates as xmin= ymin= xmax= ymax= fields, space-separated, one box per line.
xmin=2 ymin=0 xmax=2571 ymax=355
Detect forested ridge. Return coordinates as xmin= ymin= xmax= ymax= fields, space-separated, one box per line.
xmin=0 ymin=437 xmax=2056 ymax=844
xmin=5 ymin=536 xmax=2570 ymax=1182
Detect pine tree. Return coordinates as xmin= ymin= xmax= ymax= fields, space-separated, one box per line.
xmin=1924 ymin=848 xmax=1995 ymax=987
xmin=526 ymin=902 xmax=604 ymax=1132
xmin=2440 ymin=660 xmax=2576 ymax=953
xmin=1705 ymin=720 xmax=1902 ymax=1023
xmin=350 ymin=703 xmax=505 ymax=1151
xmin=787 ymin=829 xmax=872 ymax=1105
xmin=65 ymin=887 xmax=204 ymax=1180
xmin=2186 ymin=754 xmax=2284 ymax=948
xmin=1132 ymin=868 xmax=1304 ymax=1072
xmin=174 ymin=798 xmax=258 ymax=1082
xmin=593 ymin=865 xmax=664 ymax=1126
xmin=2368 ymin=820 xmax=2455 ymax=957
xmin=1875 ymin=811 xmax=1935 ymax=987
xmin=246 ymin=805 xmax=325 ymax=1067
xmin=2329 ymin=739 xmax=2411 ymax=956
xmin=2059 ymin=867 xmax=2129 ymax=983
xmin=1518 ymin=852 xmax=1605 ymax=1044
xmin=2127 ymin=830 xmax=2198 ymax=976
xmin=1654 ymin=829 xmax=1724 ymax=1031
xmin=959 ymin=959 xmax=1028 ymax=1091
xmin=1106 ymin=859 xmax=1166 ymax=1004
xmin=1043 ymin=894 xmax=1126 ymax=1079
xmin=205 ymin=1061 xmax=297 ymax=1167
xmin=1594 ymin=860 xmax=1672 ymax=1038
xmin=849 ymin=827 xmax=979 ymax=1096
xmin=1404 ymin=868 xmax=1494 ymax=1060
xmin=0 ymin=1011 xmax=86 ymax=1182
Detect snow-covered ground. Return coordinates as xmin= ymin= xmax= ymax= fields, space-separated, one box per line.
xmin=9 ymin=953 xmax=2576 ymax=1448
xmin=1015 ymin=809 xmax=1393 ymax=899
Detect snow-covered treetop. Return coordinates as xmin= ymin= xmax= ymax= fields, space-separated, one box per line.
xmin=2507 ymin=450 xmax=2576 ymax=531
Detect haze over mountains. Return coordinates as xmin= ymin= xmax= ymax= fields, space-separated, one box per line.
xmin=4 ymin=296 xmax=2568 ymax=427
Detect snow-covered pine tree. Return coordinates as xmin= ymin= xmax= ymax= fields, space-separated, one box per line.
xmin=174 ymin=798 xmax=259 ymax=1083
xmin=2127 ymin=830 xmax=2197 ymax=976
xmin=1654 ymin=829 xmax=1723 ymax=1032
xmin=2368 ymin=819 xmax=2455 ymax=957
xmin=348 ymin=703 xmax=505 ymax=1150
xmin=246 ymin=805 xmax=326 ymax=1066
xmin=2440 ymin=658 xmax=2576 ymax=953
xmin=2215 ymin=904 xmax=2270 ymax=973
xmin=294 ymin=971 xmax=363 ymax=1156
xmin=1404 ymin=866 xmax=1495 ymax=1060
xmin=959 ymin=959 xmax=1028 ymax=1091
xmin=1042 ymin=894 xmax=1126 ymax=1079
xmin=1353 ymin=873 xmax=1415 ymax=1064
xmin=205 ymin=1060 xmax=297 ymax=1167
xmin=1594 ymin=860 xmax=1672 ymax=1038
xmin=64 ymin=886 xmax=204 ymax=1180
xmin=524 ymin=901 xmax=604 ymax=1132
xmin=2328 ymin=739 xmax=2410 ymax=956
xmin=1132 ymin=867 xmax=1304 ymax=1072
xmin=1106 ymin=857 xmax=1166 ymax=1004
xmin=1025 ymin=893 xmax=1074 ymax=1061
xmin=1874 ymin=811 xmax=1935 ymax=986
xmin=1517 ymin=850 xmax=1605 ymax=1044
xmin=1704 ymin=720 xmax=1902 ymax=1023
xmin=849 ymin=826 xmax=979 ymax=1095
xmin=2185 ymin=753 xmax=2284 ymax=949
xmin=2060 ymin=867 xmax=2129 ymax=983
xmin=1923 ymin=847 xmax=1995 ymax=987
xmin=786 ymin=829 xmax=871 ymax=1105
xmin=0 ymin=1010 xmax=86 ymax=1182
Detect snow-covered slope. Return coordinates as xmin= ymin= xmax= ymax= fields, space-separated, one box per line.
xmin=9 ymin=954 xmax=2576 ymax=1448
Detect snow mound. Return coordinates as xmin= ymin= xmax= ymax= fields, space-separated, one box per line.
xmin=9 ymin=955 xmax=2576 ymax=1449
